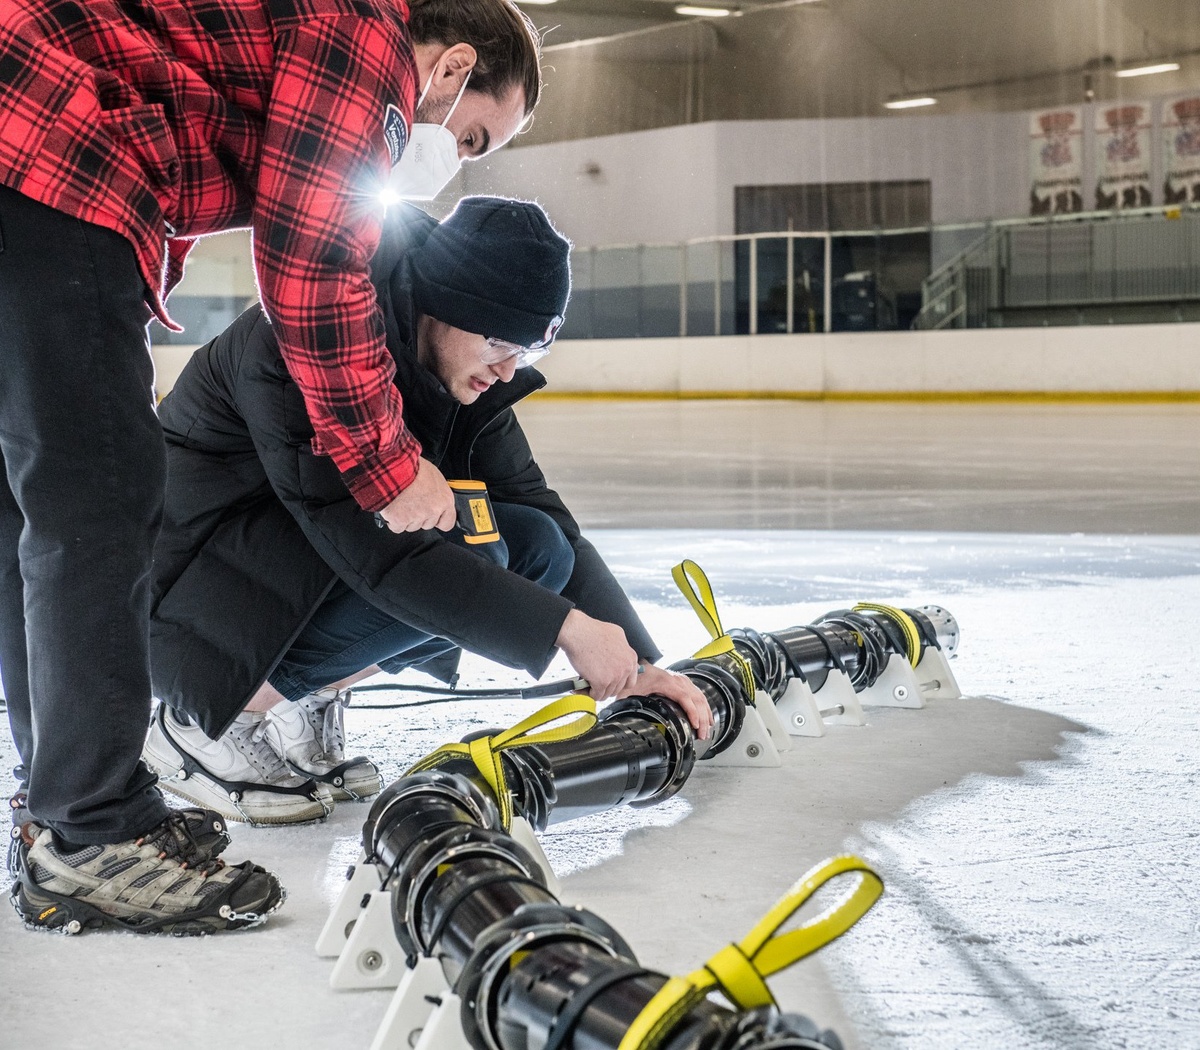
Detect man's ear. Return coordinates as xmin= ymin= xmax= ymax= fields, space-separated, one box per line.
xmin=432 ymin=42 xmax=478 ymax=88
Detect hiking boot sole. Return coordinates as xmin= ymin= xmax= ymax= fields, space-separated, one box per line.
xmin=10 ymin=874 xmax=285 ymax=936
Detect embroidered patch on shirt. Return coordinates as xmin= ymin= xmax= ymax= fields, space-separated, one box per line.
xmin=383 ymin=104 xmax=408 ymax=165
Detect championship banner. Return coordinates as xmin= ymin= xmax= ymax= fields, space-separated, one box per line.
xmin=1163 ymin=94 xmax=1200 ymax=206
xmin=1029 ymin=108 xmax=1083 ymax=215
xmin=1095 ymin=103 xmax=1152 ymax=210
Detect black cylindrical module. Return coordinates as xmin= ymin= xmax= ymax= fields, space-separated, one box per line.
xmin=762 ymin=625 xmax=863 ymax=694
xmin=598 ymin=694 xmax=698 ymax=807
xmin=421 ymin=854 xmax=556 ymax=985
xmin=726 ymin=628 xmax=791 ymax=701
xmin=665 ymin=1008 xmax=845 ymax=1050
xmin=661 ymin=658 xmax=747 ymax=760
xmin=364 ymin=771 xmax=846 ymax=1050
xmin=422 ymin=705 xmax=684 ymax=833
xmin=810 ymin=606 xmax=949 ymax=673
xmin=457 ymin=902 xmax=638 ymax=1050
xmin=366 ymin=772 xmax=496 ymax=875
xmin=434 ymin=660 xmax=748 ymax=834
xmin=375 ymin=605 xmax=958 ymax=841
xmin=496 ymin=941 xmax=844 ymax=1050
xmin=816 ymin=609 xmax=909 ymax=675
xmin=496 ymin=942 xmax=672 ymax=1050
xmin=520 ymin=716 xmax=676 ymax=826
xmin=684 ymin=661 xmax=747 ymax=759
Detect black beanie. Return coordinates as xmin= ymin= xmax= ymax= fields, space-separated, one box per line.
xmin=410 ymin=197 xmax=572 ymax=348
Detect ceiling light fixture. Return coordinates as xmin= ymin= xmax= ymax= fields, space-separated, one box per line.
xmin=1116 ymin=61 xmax=1180 ymax=78
xmin=517 ymin=0 xmax=558 ymax=5
xmin=674 ymin=5 xmax=733 ymax=16
xmin=885 ymin=96 xmax=938 ymax=110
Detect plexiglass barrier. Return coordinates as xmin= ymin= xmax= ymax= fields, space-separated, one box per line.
xmin=562 ymin=206 xmax=1200 ymax=339
xmin=154 ymin=207 xmax=1200 ymax=349
xmin=563 ymin=229 xmax=934 ymax=339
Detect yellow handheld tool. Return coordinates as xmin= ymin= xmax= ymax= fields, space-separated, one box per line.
xmin=448 ymin=479 xmax=500 ymax=544
xmin=372 ymin=479 xmax=500 ymax=544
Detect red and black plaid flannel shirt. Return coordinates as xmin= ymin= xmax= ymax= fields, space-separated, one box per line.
xmin=0 ymin=0 xmax=420 ymax=509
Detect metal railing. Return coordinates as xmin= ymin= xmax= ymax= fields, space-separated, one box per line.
xmin=914 ymin=205 xmax=1200 ymax=330
xmin=561 ymin=227 xmax=937 ymax=340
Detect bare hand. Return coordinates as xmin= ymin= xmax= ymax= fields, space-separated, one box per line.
xmin=555 ymin=610 xmax=640 ymax=702
xmin=628 ymin=664 xmax=713 ymax=741
xmin=378 ymin=458 xmax=456 ymax=533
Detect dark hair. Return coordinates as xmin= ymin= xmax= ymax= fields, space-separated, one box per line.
xmin=407 ymin=0 xmax=542 ymax=118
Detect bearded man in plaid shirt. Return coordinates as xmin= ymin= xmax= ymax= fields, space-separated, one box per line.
xmin=0 ymin=0 xmax=542 ymax=935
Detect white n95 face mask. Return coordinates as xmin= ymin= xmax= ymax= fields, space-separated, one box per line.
xmin=387 ymin=70 xmax=471 ymax=201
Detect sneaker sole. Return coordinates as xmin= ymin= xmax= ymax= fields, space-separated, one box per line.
xmin=328 ymin=770 xmax=384 ymax=803
xmin=144 ymin=728 xmax=332 ymax=827
xmin=284 ymin=756 xmax=383 ymax=804
xmin=153 ymin=775 xmax=332 ymax=826
xmin=10 ymin=876 xmax=285 ymax=937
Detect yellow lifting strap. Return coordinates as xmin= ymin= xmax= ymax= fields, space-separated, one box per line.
xmin=617 ymin=855 xmax=884 ymax=1050
xmin=671 ymin=560 xmax=757 ymax=701
xmin=404 ymin=695 xmax=598 ymax=830
xmin=851 ymin=602 xmax=922 ymax=668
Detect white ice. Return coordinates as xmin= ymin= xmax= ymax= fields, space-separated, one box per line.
xmin=2 ymin=528 xmax=1198 ymax=1049
xmin=4 ymin=398 xmax=1200 ymax=1048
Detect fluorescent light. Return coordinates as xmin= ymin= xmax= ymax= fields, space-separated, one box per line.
xmin=1116 ymin=62 xmax=1180 ymax=78
xmin=517 ymin=0 xmax=558 ymax=5
xmin=675 ymin=5 xmax=733 ymax=16
xmin=885 ymin=96 xmax=938 ymax=110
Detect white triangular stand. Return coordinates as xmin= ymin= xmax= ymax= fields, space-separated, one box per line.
xmin=814 ymin=673 xmax=867 ymax=727
xmin=816 ymin=676 xmax=864 ymax=724
xmin=705 ymin=705 xmax=781 ymax=767
xmin=408 ymin=993 xmax=474 ymax=1050
xmin=773 ymin=678 xmax=826 ymax=737
xmin=329 ymin=888 xmax=404 ymax=990
xmin=509 ymin=815 xmax=561 ymax=898
xmin=915 ymin=646 xmax=962 ymax=700
xmin=316 ymin=852 xmax=381 ymax=957
xmin=775 ymin=671 xmax=868 ymax=736
xmin=754 ymin=690 xmax=793 ymax=751
xmin=369 ymin=955 xmax=450 ymax=1050
xmin=861 ymin=653 xmax=924 ymax=709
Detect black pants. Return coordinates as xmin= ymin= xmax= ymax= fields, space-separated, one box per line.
xmin=0 ymin=185 xmax=169 ymax=843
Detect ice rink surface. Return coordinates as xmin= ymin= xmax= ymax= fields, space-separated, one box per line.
xmin=2 ymin=401 xmax=1199 ymax=1049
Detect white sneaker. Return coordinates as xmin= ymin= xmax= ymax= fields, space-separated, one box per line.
xmin=144 ymin=706 xmax=334 ymax=826
xmin=264 ymin=688 xmax=383 ymax=802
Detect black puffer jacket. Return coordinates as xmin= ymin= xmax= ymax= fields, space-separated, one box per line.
xmin=151 ymin=205 xmax=658 ymax=738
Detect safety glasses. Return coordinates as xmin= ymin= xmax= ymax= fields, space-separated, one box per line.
xmin=481 ymin=314 xmax=563 ymax=369
xmin=481 ymin=337 xmax=551 ymax=369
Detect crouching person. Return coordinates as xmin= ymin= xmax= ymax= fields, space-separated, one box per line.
xmin=144 ymin=198 xmax=712 ymax=826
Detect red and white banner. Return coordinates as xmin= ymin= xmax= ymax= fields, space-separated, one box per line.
xmin=1094 ymin=103 xmax=1152 ymax=209
xmin=1163 ymin=94 xmax=1200 ymax=206
xmin=1029 ymin=108 xmax=1083 ymax=215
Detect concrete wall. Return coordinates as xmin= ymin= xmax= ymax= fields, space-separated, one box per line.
xmin=461 ymin=95 xmax=1189 ymax=250
xmin=461 ymin=113 xmax=1030 ymax=248
xmin=530 ymin=323 xmax=1200 ymax=396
